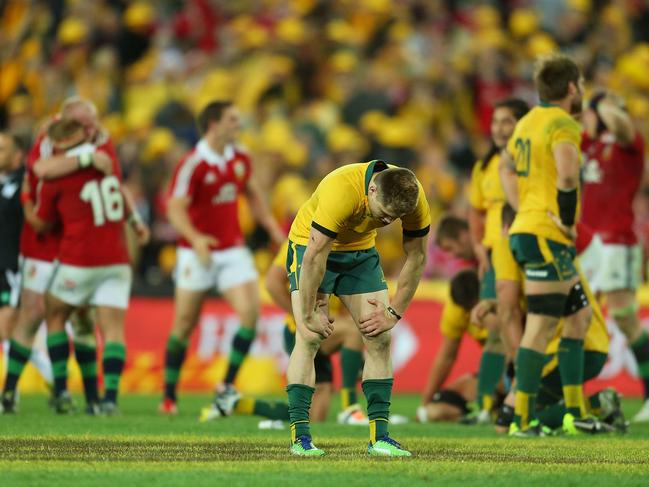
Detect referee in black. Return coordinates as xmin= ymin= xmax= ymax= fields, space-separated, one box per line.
xmin=0 ymin=131 xmax=26 ymax=407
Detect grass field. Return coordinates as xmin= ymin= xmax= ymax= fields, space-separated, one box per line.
xmin=2 ymin=394 xmax=649 ymax=486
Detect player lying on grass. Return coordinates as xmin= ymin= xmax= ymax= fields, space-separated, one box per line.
xmin=200 ymin=239 xmax=367 ymax=426
xmin=285 ymin=161 xmax=430 ymax=456
xmin=24 ymin=118 xmax=146 ymax=415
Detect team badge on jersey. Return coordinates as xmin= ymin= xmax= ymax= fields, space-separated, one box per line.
xmin=205 ymin=172 xmax=217 ymax=184
xmin=233 ymin=160 xmax=246 ymax=181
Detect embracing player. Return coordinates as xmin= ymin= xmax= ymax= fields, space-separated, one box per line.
xmin=161 ymin=100 xmax=284 ymax=415
xmin=580 ymin=92 xmax=649 ymax=422
xmin=286 ymin=160 xmax=430 ymax=456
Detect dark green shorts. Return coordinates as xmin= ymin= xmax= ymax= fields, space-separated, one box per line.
xmin=509 ymin=233 xmax=577 ymax=282
xmin=286 ymin=240 xmax=388 ymax=295
xmin=480 ymin=251 xmax=496 ymax=300
xmin=283 ymin=325 xmax=333 ymax=384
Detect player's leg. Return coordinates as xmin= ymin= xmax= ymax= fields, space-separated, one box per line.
xmin=44 ymin=292 xmax=76 ymax=412
xmin=161 ymin=247 xmax=211 ymax=412
xmin=340 ymin=290 xmax=410 ymax=456
xmin=69 ymin=308 xmax=99 ymax=412
xmin=286 ymin=289 xmax=328 ymax=454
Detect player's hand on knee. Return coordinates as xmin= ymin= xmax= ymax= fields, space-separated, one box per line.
xmin=304 ymin=307 xmax=334 ymax=339
xmin=358 ymin=299 xmax=398 ymax=337
xmin=191 ymin=234 xmax=218 ymax=266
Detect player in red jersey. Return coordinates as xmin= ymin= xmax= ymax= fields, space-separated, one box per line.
xmin=29 ymin=118 xmax=133 ymax=415
xmin=161 ymin=100 xmax=284 ymax=415
xmin=580 ymin=92 xmax=649 ymax=422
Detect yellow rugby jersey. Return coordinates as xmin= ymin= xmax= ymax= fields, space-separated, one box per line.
xmin=440 ymin=298 xmax=488 ymax=344
xmin=288 ymin=161 xmax=431 ymax=251
xmin=469 ymin=154 xmax=506 ymax=248
xmin=507 ymin=105 xmax=582 ymax=245
xmin=272 ymin=239 xmax=344 ymax=333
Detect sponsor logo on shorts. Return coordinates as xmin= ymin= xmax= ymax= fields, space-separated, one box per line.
xmin=62 ymin=279 xmax=77 ymax=290
xmin=183 ymin=267 xmax=192 ymax=279
xmin=28 ymin=265 xmax=37 ymax=278
xmin=525 ymin=269 xmax=548 ymax=278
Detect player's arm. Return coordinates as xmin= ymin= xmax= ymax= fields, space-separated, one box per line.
xmin=33 ymin=144 xmax=113 ymax=179
xmin=390 ymin=234 xmax=427 ymax=318
xmin=597 ymin=96 xmax=635 ymax=146
xmin=167 ymin=195 xmax=217 ymax=265
xmin=299 ymin=226 xmax=335 ymax=338
xmin=245 ymin=176 xmax=285 ymax=246
xmin=421 ymin=336 xmax=461 ymax=404
xmin=468 ymin=206 xmax=489 ymax=276
xmin=266 ymin=262 xmax=292 ymax=314
xmin=499 ymin=150 xmax=519 ymax=210
xmin=27 ymin=179 xmax=55 ymax=233
xmin=554 ymin=142 xmax=580 ymax=237
xmin=121 ymin=185 xmax=150 ymax=246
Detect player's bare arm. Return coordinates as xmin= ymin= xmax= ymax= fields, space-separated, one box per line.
xmin=266 ymin=262 xmax=293 ymax=314
xmin=121 ymin=185 xmax=150 ymax=246
xmin=498 ymin=150 xmax=519 ymax=210
xmin=245 ymin=176 xmax=285 ymax=246
xmin=33 ymin=146 xmax=113 ymax=180
xmin=167 ymin=195 xmax=217 ymax=265
xmin=299 ymin=226 xmax=335 ymax=338
xmin=421 ymin=336 xmax=461 ymax=404
xmin=596 ymin=96 xmax=635 ymax=146
xmin=468 ymin=206 xmax=489 ymax=278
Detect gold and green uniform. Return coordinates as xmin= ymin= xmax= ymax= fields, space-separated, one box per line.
xmin=287 ymin=160 xmax=431 ymax=294
xmin=469 ymin=153 xmax=507 ymax=299
xmin=440 ymin=298 xmax=488 ymax=345
xmin=507 ymin=104 xmax=582 ymax=281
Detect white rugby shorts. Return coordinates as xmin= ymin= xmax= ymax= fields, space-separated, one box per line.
xmin=175 ymin=246 xmax=258 ymax=292
xmin=49 ymin=263 xmax=132 ymax=309
xmin=20 ymin=256 xmax=55 ymax=294
xmin=580 ymin=234 xmax=642 ymax=293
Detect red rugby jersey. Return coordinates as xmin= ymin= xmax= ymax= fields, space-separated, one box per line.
xmin=580 ymin=131 xmax=644 ymax=245
xmin=168 ymin=140 xmax=251 ymax=250
xmin=35 ymin=158 xmax=128 ymax=267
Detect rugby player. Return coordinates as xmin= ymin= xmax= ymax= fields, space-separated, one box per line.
xmin=162 ymin=100 xmax=285 ymax=415
xmin=286 ymin=160 xmax=430 ymax=456
xmin=580 ymin=92 xmax=649 ymax=422
xmin=500 ymin=54 xmax=596 ymax=436
xmin=1 ymin=98 xmax=144 ymax=414
xmin=29 ymin=118 xmax=133 ymax=414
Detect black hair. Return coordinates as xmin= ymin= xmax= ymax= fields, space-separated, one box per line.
xmin=480 ymin=98 xmax=530 ymax=169
xmin=450 ymin=269 xmax=480 ymax=311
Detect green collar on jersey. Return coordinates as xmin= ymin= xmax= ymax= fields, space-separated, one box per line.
xmin=365 ymin=160 xmax=388 ymax=194
xmin=539 ymin=101 xmax=559 ymax=108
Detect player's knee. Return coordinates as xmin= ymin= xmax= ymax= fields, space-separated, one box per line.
xmin=364 ymin=329 xmax=391 ymax=352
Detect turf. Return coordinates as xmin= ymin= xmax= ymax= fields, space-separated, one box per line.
xmin=2 ymin=394 xmax=649 ymax=486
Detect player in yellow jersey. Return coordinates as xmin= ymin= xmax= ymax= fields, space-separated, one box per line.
xmin=468 ymin=99 xmax=529 ymax=419
xmin=499 ymin=54 xmax=600 ymax=436
xmin=286 ymin=160 xmax=430 ymax=456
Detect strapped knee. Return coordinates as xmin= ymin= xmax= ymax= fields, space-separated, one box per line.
xmin=526 ymin=293 xmax=567 ymax=318
xmin=563 ymin=281 xmax=589 ymax=316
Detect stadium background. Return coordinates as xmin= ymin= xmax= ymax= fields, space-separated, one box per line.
xmin=2 ymin=0 xmax=649 ymax=397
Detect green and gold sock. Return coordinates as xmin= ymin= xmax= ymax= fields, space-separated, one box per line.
xmin=103 ymin=342 xmax=125 ymax=404
xmin=224 ymin=327 xmax=256 ymax=385
xmin=631 ymin=331 xmax=649 ymax=399
xmin=513 ymin=347 xmax=545 ymax=429
xmin=3 ymin=340 xmax=31 ymax=394
xmin=235 ymin=397 xmax=290 ymax=420
xmin=340 ymin=348 xmax=363 ymax=409
xmin=74 ymin=342 xmax=98 ymax=405
xmin=47 ymin=332 xmax=70 ymax=396
xmin=362 ymin=378 xmax=393 ymax=443
xmin=477 ymin=351 xmax=505 ymax=412
xmin=287 ymin=384 xmax=314 ymax=442
xmin=558 ymin=338 xmax=586 ymax=417
xmin=164 ymin=335 xmax=188 ymax=401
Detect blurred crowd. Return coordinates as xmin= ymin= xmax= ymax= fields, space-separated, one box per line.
xmin=2 ymin=0 xmax=649 ymax=292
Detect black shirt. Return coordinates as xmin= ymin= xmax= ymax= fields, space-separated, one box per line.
xmin=0 ymin=166 xmax=24 ymax=270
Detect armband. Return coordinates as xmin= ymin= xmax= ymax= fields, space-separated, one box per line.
xmin=557 ymin=188 xmax=577 ymax=226
xmin=20 ymin=192 xmax=31 ymax=204
xmin=78 ymin=152 xmax=94 ymax=168
xmin=387 ymin=306 xmax=402 ymax=321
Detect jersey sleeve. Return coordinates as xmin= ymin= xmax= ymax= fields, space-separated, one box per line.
xmin=169 ymin=154 xmax=202 ymax=200
xmin=439 ymin=298 xmax=470 ymax=340
xmin=98 ymin=139 xmax=123 ymax=180
xmin=311 ymin=177 xmax=357 ymax=238
xmin=34 ymin=180 xmax=58 ymax=224
xmin=549 ymin=115 xmax=581 ymax=151
xmin=468 ymin=163 xmax=485 ymax=210
xmin=401 ymin=181 xmax=431 ymax=238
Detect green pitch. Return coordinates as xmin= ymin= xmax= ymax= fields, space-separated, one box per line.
xmin=2 ymin=394 xmax=649 ymax=486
